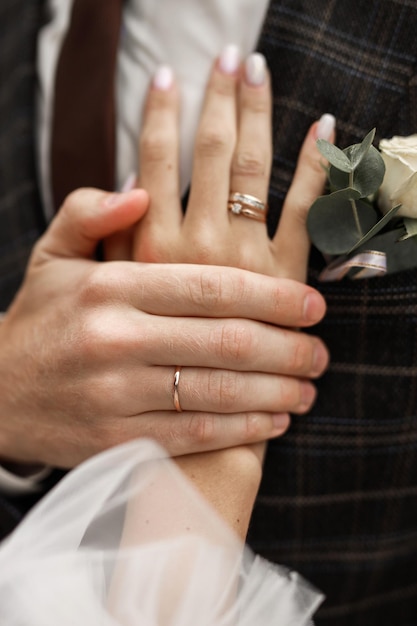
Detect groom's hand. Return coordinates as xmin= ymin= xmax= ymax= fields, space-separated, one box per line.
xmin=0 ymin=188 xmax=327 ymax=468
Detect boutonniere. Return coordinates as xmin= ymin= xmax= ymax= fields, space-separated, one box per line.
xmin=307 ymin=130 xmax=417 ymax=280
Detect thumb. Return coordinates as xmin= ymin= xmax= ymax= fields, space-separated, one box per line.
xmin=32 ymin=188 xmax=149 ymax=264
xmin=273 ymin=114 xmax=336 ymax=283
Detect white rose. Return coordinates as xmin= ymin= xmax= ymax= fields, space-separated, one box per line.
xmin=378 ymin=134 xmax=417 ymax=218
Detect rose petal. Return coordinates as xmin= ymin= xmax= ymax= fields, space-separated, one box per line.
xmin=394 ymin=171 xmax=417 ymax=218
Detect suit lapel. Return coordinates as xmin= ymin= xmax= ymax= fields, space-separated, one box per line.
xmin=0 ymin=0 xmax=47 ymax=309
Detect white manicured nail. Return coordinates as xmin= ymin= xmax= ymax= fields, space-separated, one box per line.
xmin=245 ymin=53 xmax=266 ymax=86
xmin=219 ymin=44 xmax=240 ymax=74
xmin=120 ymin=172 xmax=137 ymax=192
xmin=153 ymin=65 xmax=174 ymax=91
xmin=316 ymin=114 xmax=336 ymax=140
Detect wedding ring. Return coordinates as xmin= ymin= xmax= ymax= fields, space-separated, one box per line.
xmin=228 ymin=192 xmax=267 ymax=223
xmin=173 ymin=366 xmax=183 ymax=412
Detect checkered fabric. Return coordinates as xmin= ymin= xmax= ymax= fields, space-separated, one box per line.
xmin=248 ymin=2 xmax=417 ymax=625
xmin=0 ymin=1 xmax=46 ymax=311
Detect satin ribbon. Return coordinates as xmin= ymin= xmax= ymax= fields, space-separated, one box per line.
xmin=319 ymin=250 xmax=387 ymax=281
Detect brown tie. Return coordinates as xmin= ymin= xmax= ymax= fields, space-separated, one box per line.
xmin=51 ymin=0 xmax=123 ymax=211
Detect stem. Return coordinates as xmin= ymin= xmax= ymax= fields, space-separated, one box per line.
xmin=350 ymin=199 xmax=363 ymax=238
xmin=349 ymin=170 xmax=363 ymax=238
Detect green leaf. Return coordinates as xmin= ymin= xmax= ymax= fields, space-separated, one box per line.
xmin=329 ymin=145 xmax=385 ymax=196
xmin=348 ymin=129 xmax=376 ymax=169
xmin=316 ymin=139 xmax=353 ymax=172
xmin=347 ymin=204 xmax=401 ymax=254
xmin=307 ymin=191 xmax=377 ymax=255
xmin=399 ymin=216 xmax=417 ymax=241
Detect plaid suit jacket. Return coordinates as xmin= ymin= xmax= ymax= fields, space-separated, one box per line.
xmin=0 ymin=1 xmax=417 ymax=625
xmin=248 ymin=2 xmax=417 ymax=626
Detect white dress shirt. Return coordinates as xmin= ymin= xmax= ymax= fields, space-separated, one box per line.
xmin=38 ymin=0 xmax=269 ymax=217
xmin=0 ymin=0 xmax=269 ymax=493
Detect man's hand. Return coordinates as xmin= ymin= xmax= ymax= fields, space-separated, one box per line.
xmin=0 ymin=187 xmax=327 ymax=468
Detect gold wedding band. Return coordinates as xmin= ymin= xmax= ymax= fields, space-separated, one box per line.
xmin=173 ymin=366 xmax=183 ymax=412
xmin=228 ymin=192 xmax=267 ymax=223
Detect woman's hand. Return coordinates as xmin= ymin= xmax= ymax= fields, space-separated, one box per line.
xmin=127 ymin=48 xmax=335 ymax=284
xmin=104 ymin=52 xmax=334 ymax=426
xmin=107 ymin=48 xmax=335 ymax=537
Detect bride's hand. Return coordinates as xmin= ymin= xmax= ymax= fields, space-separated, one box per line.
xmin=121 ymin=50 xmax=334 ymax=536
xmin=130 ymin=48 xmax=335 ymax=284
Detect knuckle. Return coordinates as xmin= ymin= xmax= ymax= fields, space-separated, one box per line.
xmin=288 ymin=337 xmax=312 ymax=375
xmin=140 ymin=130 xmax=175 ymax=163
xmin=77 ymin=307 xmax=134 ymax=364
xmin=233 ymin=149 xmax=268 ymax=178
xmin=187 ymin=269 xmax=224 ymax=309
xmin=215 ymin=321 xmax=253 ymax=363
xmin=61 ymin=188 xmax=82 ymax=213
xmin=78 ymin=264 xmax=128 ymax=307
xmin=93 ymin=419 xmax=126 ymax=451
xmin=78 ymin=266 xmax=111 ymax=306
xmin=195 ymin=125 xmax=234 ymax=158
xmin=146 ymin=89 xmax=173 ymax=112
xmin=186 ymin=268 xmax=248 ymax=313
xmin=241 ymin=413 xmax=262 ymax=440
xmin=136 ymin=229 xmax=171 ymax=263
xmin=304 ymin=148 xmax=326 ymax=176
xmin=241 ymin=93 xmax=270 ymax=115
xmin=279 ymin=379 xmax=301 ymax=409
xmin=187 ymin=413 xmax=216 ymax=446
xmin=183 ymin=232 xmax=217 ymax=265
xmin=234 ymin=248 xmax=265 ymax=273
xmin=77 ymin=311 xmax=108 ymax=361
xmin=269 ymin=281 xmax=300 ymax=318
xmin=209 ymin=75 xmax=237 ymax=99
xmin=208 ymin=370 xmax=240 ymax=412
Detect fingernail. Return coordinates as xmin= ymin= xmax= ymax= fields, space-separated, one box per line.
xmin=104 ymin=191 xmax=131 ymax=207
xmin=153 ymin=65 xmax=174 ymax=91
xmin=316 ymin=113 xmax=336 ymax=140
xmin=299 ymin=382 xmax=316 ymax=412
xmin=120 ymin=172 xmax=137 ymax=193
xmin=303 ymin=292 xmax=325 ymax=323
xmin=272 ymin=413 xmax=290 ymax=431
xmin=312 ymin=341 xmax=329 ymax=377
xmin=219 ymin=44 xmax=240 ymax=74
xmin=245 ymin=52 xmax=266 ymax=86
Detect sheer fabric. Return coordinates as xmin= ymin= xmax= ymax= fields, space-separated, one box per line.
xmin=0 ymin=440 xmax=323 ymax=625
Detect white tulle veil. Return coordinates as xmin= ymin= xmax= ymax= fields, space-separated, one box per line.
xmin=0 ymin=439 xmax=323 ymax=625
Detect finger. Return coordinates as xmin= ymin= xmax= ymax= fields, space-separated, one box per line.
xmin=138 ymin=65 xmax=181 ymax=230
xmin=120 ymin=262 xmax=326 ymax=327
xmin=33 ymin=188 xmax=149 ymax=264
xmin=104 ymin=227 xmax=135 ymax=261
xmin=105 ymin=173 xmax=141 ymax=260
xmin=273 ymin=114 xmax=336 ymax=282
xmin=104 ymin=411 xmax=291 ymax=458
xmin=229 ymin=53 xmax=272 ymax=212
xmin=149 ymin=317 xmax=328 ymax=378
xmin=122 ymin=314 xmax=329 ymax=379
xmin=185 ymin=45 xmax=240 ymax=226
xmin=114 ymin=367 xmax=317 ymax=416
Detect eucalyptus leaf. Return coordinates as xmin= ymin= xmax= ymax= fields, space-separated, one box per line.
xmin=316 ymin=140 xmax=353 ymax=173
xmin=347 ymin=204 xmax=401 ymax=254
xmin=307 ymin=194 xmax=378 ymax=255
xmin=329 ymin=145 xmax=385 ymax=197
xmin=399 ymin=217 xmax=417 ymax=241
xmin=348 ymin=129 xmax=376 ymax=169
